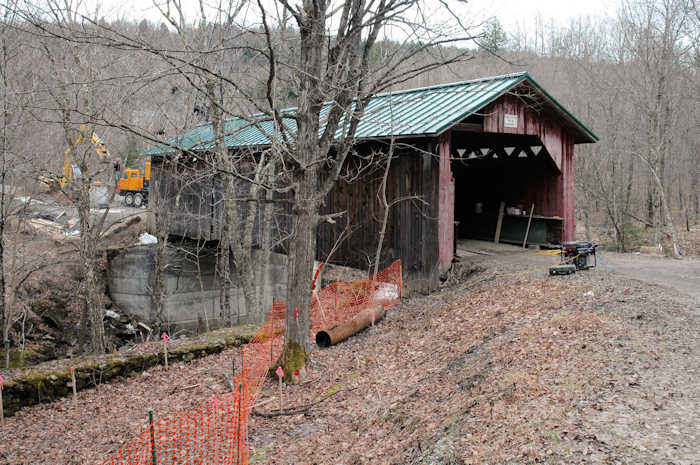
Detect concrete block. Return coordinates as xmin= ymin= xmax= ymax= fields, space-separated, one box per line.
xmin=107 ymin=245 xmax=288 ymax=330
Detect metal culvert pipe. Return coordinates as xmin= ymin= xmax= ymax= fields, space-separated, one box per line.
xmin=315 ymin=304 xmax=385 ymax=348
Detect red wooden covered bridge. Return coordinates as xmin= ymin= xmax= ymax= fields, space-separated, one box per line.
xmin=144 ymin=72 xmax=598 ymax=287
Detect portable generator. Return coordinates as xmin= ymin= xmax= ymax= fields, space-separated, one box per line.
xmin=561 ymin=241 xmax=598 ymax=270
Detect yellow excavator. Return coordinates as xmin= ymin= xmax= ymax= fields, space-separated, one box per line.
xmin=58 ymin=129 xmax=110 ymax=189
xmin=38 ymin=126 xmax=111 ymax=195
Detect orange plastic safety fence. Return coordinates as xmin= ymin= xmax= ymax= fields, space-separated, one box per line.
xmin=101 ymin=385 xmax=245 ymax=465
xmin=101 ymin=260 xmax=401 ymax=465
xmin=309 ymin=259 xmax=402 ymax=340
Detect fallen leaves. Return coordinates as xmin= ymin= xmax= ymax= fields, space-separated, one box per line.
xmin=0 ymin=269 xmax=697 ymax=465
xmin=246 ymin=270 xmax=698 ymax=464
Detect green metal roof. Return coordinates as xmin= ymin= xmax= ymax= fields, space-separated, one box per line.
xmin=142 ymin=72 xmax=597 ymax=156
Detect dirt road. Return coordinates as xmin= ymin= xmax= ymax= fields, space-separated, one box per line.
xmin=601 ymin=251 xmax=700 ymax=305
xmin=456 ymin=239 xmax=700 ymax=306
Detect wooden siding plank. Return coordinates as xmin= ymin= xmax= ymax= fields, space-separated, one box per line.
xmin=438 ymin=131 xmax=454 ymax=274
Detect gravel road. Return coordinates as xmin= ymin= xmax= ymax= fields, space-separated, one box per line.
xmin=600 ymin=251 xmax=700 ymax=306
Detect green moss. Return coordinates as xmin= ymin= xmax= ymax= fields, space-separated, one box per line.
xmin=1 ymin=326 xmax=258 ymax=417
xmin=0 ymin=348 xmax=42 ymax=368
xmin=281 ymin=340 xmax=308 ymax=383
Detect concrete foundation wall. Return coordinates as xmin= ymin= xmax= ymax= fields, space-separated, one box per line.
xmin=107 ymin=245 xmax=288 ymax=329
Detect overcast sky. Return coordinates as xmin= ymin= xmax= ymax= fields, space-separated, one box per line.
xmin=468 ymin=0 xmax=616 ymax=27
xmin=113 ymin=0 xmax=618 ymax=32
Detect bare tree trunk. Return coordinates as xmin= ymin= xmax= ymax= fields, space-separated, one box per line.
xmin=637 ymin=154 xmax=682 ymax=259
xmin=217 ymin=232 xmax=233 ymax=325
xmin=646 ymin=175 xmax=655 ymax=229
xmin=658 ymin=179 xmax=681 ymax=258
xmin=208 ymin=81 xmax=272 ymax=326
xmin=77 ymin=163 xmax=105 ymax=353
xmin=151 ymin=175 xmax=169 ymax=330
xmin=152 ymin=238 xmax=168 ymax=328
xmin=582 ymin=192 xmax=594 ymax=241
xmin=692 ymin=153 xmax=699 ymax=218
xmin=624 ymin=152 xmax=635 ymax=214
xmin=283 ymin=190 xmax=318 ymax=379
xmin=256 ymin=171 xmax=275 ymax=319
xmin=373 ymin=140 xmax=395 ymax=276
xmin=215 ymin=155 xmax=233 ymax=325
xmin=678 ymin=173 xmax=689 ymax=232
xmin=0 ymin=72 xmax=7 ymax=370
xmin=1 ymin=187 xmax=6 ymax=368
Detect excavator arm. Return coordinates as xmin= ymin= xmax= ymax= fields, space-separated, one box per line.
xmin=58 ymin=126 xmax=110 ymax=189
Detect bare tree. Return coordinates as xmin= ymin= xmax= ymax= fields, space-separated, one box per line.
xmin=0 ymin=3 xmax=40 ymax=367
xmin=33 ymin=13 xmax=120 ymax=353
xmin=617 ymin=0 xmax=695 ymax=256
xmin=13 ymin=0 xmax=483 ymax=374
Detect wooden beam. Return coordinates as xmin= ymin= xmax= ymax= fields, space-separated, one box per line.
xmin=494 ymin=201 xmax=505 ymax=244
xmin=452 ymin=123 xmax=483 ymax=133
xmin=523 ymin=203 xmax=535 ymax=248
xmin=438 ymin=131 xmax=454 ymax=274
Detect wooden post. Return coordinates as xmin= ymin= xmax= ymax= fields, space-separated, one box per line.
xmin=275 ymin=366 xmax=284 ymax=410
xmin=161 ymin=333 xmax=169 ymax=371
xmin=523 ymin=204 xmax=535 ymax=248
xmin=494 ymin=201 xmax=506 ymax=244
xmin=0 ymin=375 xmax=4 ymax=423
xmin=70 ymin=368 xmax=77 ymax=410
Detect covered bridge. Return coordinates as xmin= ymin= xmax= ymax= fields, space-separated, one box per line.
xmin=144 ymin=72 xmax=598 ymax=286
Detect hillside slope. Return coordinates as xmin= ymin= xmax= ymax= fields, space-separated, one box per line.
xmin=249 ymin=271 xmax=698 ymax=464
xmin=1 ymin=268 xmax=697 ymax=464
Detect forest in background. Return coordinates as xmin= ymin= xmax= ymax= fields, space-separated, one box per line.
xmin=0 ymin=0 xmax=696 ymax=251
xmin=0 ymin=0 xmax=697 ymax=362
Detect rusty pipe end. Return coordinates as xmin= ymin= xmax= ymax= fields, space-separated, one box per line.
xmin=315 ymin=330 xmax=331 ymax=348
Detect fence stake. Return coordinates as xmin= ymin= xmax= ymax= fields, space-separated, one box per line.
xmin=275 ymin=367 xmax=284 ymax=410
xmin=70 ymin=368 xmax=77 ymax=410
xmin=161 ymin=333 xmax=169 ymax=371
xmin=236 ymin=383 xmax=243 ymax=465
xmin=149 ymin=410 xmax=157 ymax=465
xmin=0 ymin=375 xmax=4 ymax=423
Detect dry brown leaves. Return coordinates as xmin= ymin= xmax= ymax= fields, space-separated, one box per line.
xmin=0 ymin=347 xmax=243 ymax=464
xmin=247 ymin=271 xmax=698 ymax=465
xmin=1 ymin=269 xmax=698 ymax=465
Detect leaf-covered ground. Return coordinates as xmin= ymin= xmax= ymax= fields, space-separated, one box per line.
xmin=1 ymin=268 xmax=698 ymax=464
xmin=247 ymin=270 xmax=699 ymax=464
xmin=0 ymin=346 xmax=245 ymax=464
